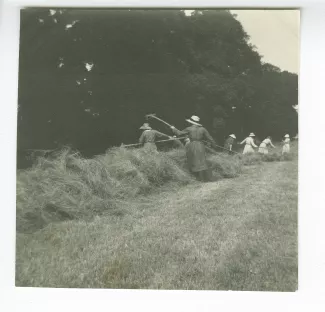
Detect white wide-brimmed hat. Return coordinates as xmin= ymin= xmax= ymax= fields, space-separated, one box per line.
xmin=229 ymin=134 xmax=236 ymax=139
xmin=285 ymin=134 xmax=290 ymax=138
xmin=140 ymin=123 xmax=152 ymax=130
xmin=186 ymin=115 xmax=202 ymax=126
xmin=249 ymin=133 xmax=255 ymax=137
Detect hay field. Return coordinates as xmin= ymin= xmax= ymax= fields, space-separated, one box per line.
xmin=16 ymin=144 xmax=298 ymax=291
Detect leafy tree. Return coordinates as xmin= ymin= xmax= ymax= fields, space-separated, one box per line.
xmin=17 ymin=8 xmax=298 ymax=163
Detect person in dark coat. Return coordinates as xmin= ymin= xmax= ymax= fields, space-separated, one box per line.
xmin=139 ymin=123 xmax=171 ymax=152
xmin=224 ymin=134 xmax=236 ymax=154
xmin=170 ymin=115 xmax=216 ymax=182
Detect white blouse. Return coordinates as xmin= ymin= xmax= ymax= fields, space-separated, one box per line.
xmin=241 ymin=137 xmax=257 ymax=147
xmin=261 ymin=138 xmax=275 ymax=147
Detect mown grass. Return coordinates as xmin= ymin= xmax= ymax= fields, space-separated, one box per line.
xmin=16 ymin=143 xmax=297 ymax=290
xmin=233 ymin=146 xmax=295 ymax=166
xmin=17 ymin=146 xmax=244 ymax=233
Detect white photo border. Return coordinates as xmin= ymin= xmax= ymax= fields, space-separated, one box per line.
xmin=1 ymin=1 xmax=325 ymax=311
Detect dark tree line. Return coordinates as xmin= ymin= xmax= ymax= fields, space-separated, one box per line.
xmin=17 ymin=8 xmax=298 ymax=159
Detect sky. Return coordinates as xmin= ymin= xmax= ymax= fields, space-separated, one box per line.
xmin=185 ymin=9 xmax=300 ymax=74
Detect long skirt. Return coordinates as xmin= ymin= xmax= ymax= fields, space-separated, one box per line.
xmin=258 ymin=143 xmax=268 ymax=154
xmin=282 ymin=144 xmax=290 ymax=154
xmin=143 ymin=142 xmax=157 ymax=152
xmin=186 ymin=141 xmax=208 ymax=172
xmin=243 ymin=144 xmax=255 ymax=154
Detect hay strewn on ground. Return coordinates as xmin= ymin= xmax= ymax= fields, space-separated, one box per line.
xmin=17 ymin=147 xmax=242 ymax=233
xmin=234 ymin=149 xmax=294 ymax=165
xmin=16 ymin=144 xmax=298 ymax=290
xmin=17 ymin=144 xmax=296 ymax=233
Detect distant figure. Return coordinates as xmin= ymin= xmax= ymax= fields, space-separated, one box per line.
xmin=258 ymin=136 xmax=275 ymax=154
xmin=282 ymin=134 xmax=291 ymax=154
xmin=224 ymin=134 xmax=236 ymax=154
xmin=139 ymin=123 xmax=171 ymax=152
xmin=170 ymin=115 xmax=216 ymax=182
xmin=240 ymin=133 xmax=258 ymax=154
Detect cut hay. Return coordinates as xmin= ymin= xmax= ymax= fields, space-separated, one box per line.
xmin=233 ymin=150 xmax=295 ymax=165
xmin=166 ymin=149 xmax=242 ymax=179
xmin=233 ymin=153 xmax=263 ymax=166
xmin=207 ymin=153 xmax=242 ymax=178
xmin=16 ymin=144 xmax=295 ymax=233
xmin=17 ymin=147 xmax=194 ymax=233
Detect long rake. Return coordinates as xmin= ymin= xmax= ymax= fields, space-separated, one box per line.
xmin=145 ymin=113 xmax=241 ymax=155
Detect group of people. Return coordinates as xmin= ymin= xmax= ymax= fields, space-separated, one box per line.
xmin=225 ymin=132 xmax=291 ymax=155
xmin=138 ymin=115 xmax=291 ymax=182
xmin=139 ymin=115 xmax=216 ymax=181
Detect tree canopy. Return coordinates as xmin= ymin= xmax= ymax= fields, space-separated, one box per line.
xmin=18 ymin=8 xmax=298 ymax=156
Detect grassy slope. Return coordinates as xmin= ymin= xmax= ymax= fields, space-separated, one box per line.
xmin=16 ymin=149 xmax=297 ymax=291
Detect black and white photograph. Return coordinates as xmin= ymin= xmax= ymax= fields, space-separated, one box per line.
xmin=15 ymin=7 xmax=299 ymax=291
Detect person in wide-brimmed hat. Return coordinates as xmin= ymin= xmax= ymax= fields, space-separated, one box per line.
xmin=258 ymin=136 xmax=275 ymax=155
xmin=170 ymin=115 xmax=216 ymax=182
xmin=282 ymin=134 xmax=291 ymax=154
xmin=139 ymin=123 xmax=152 ymax=130
xmin=139 ymin=123 xmax=171 ymax=152
xmin=185 ymin=115 xmax=202 ymax=126
xmin=224 ymin=134 xmax=236 ymax=154
xmin=240 ymin=133 xmax=258 ymax=154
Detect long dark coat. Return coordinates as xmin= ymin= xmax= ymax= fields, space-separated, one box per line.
xmin=173 ymin=125 xmax=215 ymax=172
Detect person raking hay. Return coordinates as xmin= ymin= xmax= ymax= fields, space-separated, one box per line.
xmin=170 ymin=115 xmax=216 ymax=182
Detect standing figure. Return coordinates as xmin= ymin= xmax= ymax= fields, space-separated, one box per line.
xmin=224 ymin=134 xmax=236 ymax=154
xmin=258 ymin=136 xmax=275 ymax=154
xmin=170 ymin=115 xmax=216 ymax=182
xmin=139 ymin=123 xmax=171 ymax=152
xmin=282 ymin=134 xmax=291 ymax=154
xmin=240 ymin=133 xmax=258 ymax=154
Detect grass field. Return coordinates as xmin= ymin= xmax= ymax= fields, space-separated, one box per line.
xmin=15 ymin=144 xmax=298 ymax=291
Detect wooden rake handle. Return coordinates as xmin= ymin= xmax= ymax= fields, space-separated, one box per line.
xmin=145 ymin=114 xmax=174 ymax=128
